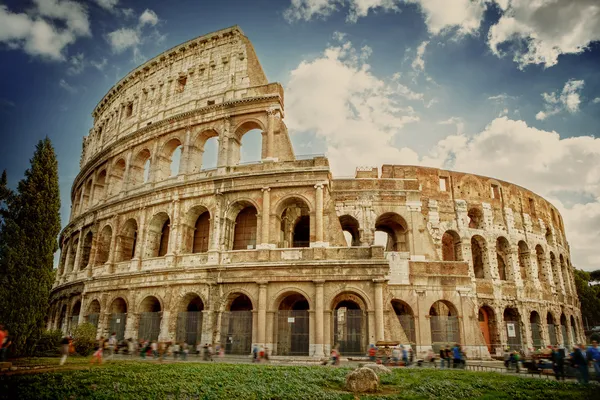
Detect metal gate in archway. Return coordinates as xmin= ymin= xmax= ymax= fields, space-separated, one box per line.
xmin=87 ymin=313 xmax=99 ymax=328
xmin=220 ymin=311 xmax=252 ymax=355
xmin=505 ymin=321 xmax=522 ymax=350
xmin=277 ymin=310 xmax=309 ymax=355
xmin=109 ymin=313 xmax=127 ymax=341
xmin=334 ymin=309 xmax=366 ymax=356
xmin=177 ymin=311 xmax=203 ymax=346
xmin=430 ymin=316 xmax=460 ymax=345
xmin=138 ymin=312 xmax=161 ymax=341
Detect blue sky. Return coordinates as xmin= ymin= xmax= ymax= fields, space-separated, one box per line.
xmin=1 ymin=0 xmax=599 ymax=270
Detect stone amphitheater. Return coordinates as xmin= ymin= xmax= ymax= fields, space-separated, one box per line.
xmin=48 ymin=26 xmax=583 ymax=359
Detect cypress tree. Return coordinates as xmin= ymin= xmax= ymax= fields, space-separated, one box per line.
xmin=0 ymin=138 xmax=61 ymax=355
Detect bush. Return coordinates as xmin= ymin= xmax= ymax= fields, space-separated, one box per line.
xmin=72 ymin=323 xmax=97 ymax=356
xmin=34 ymin=329 xmax=63 ymax=356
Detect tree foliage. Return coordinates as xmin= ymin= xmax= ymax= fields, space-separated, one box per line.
xmin=0 ymin=138 xmax=61 ymax=356
xmin=73 ymin=323 xmax=96 ymax=356
xmin=573 ymin=269 xmax=600 ymax=330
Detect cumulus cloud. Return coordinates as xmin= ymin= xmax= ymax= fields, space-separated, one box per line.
xmin=535 ymin=79 xmax=584 ymax=121
xmin=438 ymin=117 xmax=464 ymax=135
xmin=107 ymin=28 xmax=140 ymax=53
xmin=489 ymin=0 xmax=600 ymax=69
xmin=284 ymin=0 xmax=400 ymax=23
xmin=285 ymin=35 xmax=420 ymax=175
xmin=106 ymin=8 xmax=162 ymax=60
xmin=94 ymin=0 xmax=119 ymax=11
xmin=0 ymin=0 xmax=90 ymax=61
xmin=139 ymin=9 xmax=159 ymax=26
xmin=593 ymin=97 xmax=600 ymax=104
xmin=411 ymin=40 xmax=428 ymax=71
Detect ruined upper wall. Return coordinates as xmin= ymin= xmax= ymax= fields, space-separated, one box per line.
xmin=82 ymin=26 xmax=271 ymax=164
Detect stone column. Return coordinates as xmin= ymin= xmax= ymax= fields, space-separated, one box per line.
xmin=201 ymin=310 xmax=214 ymax=345
xmin=135 ymin=208 xmax=147 ymax=271
xmin=125 ymin=312 xmax=137 ymax=340
xmin=374 ymin=279 xmax=385 ymax=342
xmin=266 ymin=110 xmax=275 ymax=159
xmin=159 ymin=311 xmax=171 ymax=341
xmin=88 ymin=228 xmax=99 ymax=278
xmin=72 ymin=234 xmax=85 ymax=275
xmin=259 ymin=187 xmax=271 ymax=248
xmin=314 ymin=184 xmax=324 ymax=245
xmin=257 ymin=282 xmax=267 ymax=347
xmin=313 ymin=280 xmax=325 ymax=357
xmin=217 ymin=117 xmax=230 ymax=168
xmin=168 ymin=198 xmax=180 ymax=255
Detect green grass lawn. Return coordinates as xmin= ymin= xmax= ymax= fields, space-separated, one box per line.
xmin=1 ymin=362 xmax=595 ymax=399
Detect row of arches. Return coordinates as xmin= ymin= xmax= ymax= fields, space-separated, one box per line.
xmin=73 ymin=125 xmax=266 ymax=218
xmin=440 ymin=230 xmax=574 ymax=293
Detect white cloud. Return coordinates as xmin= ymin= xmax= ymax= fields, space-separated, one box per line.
xmin=406 ymin=0 xmax=486 ymax=36
xmin=535 ymin=79 xmax=584 ymax=121
xmin=107 ymin=28 xmax=139 ymax=53
xmin=94 ymin=0 xmax=119 ymax=11
xmin=59 ymin=78 xmax=77 ymax=93
xmin=593 ymin=97 xmax=600 ymax=104
xmin=90 ymin=57 xmax=108 ymax=71
xmin=438 ymin=117 xmax=464 ymax=135
xmin=67 ymin=53 xmax=85 ymax=75
xmin=139 ymin=9 xmax=158 ymax=27
xmin=411 ymin=40 xmax=428 ymax=71
xmin=489 ymin=0 xmax=600 ymax=69
xmin=0 ymin=1 xmax=90 ymax=61
xmin=284 ymin=0 xmax=399 ymax=23
xmin=285 ymin=36 xmax=420 ymax=175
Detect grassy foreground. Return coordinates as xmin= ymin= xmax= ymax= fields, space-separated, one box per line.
xmin=1 ymin=362 xmax=596 ymax=400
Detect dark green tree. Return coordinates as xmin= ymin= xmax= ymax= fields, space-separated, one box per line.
xmin=573 ymin=269 xmax=600 ymax=332
xmin=0 ymin=138 xmax=61 ymax=355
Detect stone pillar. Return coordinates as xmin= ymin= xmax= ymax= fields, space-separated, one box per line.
xmin=313 ymin=280 xmax=325 ymax=357
xmin=323 ymin=310 xmax=332 ymax=356
xmin=181 ymin=128 xmax=192 ymax=175
xmin=88 ymin=229 xmax=99 ymax=278
xmin=374 ymin=279 xmax=385 ymax=342
xmin=159 ymin=311 xmax=171 ymax=341
xmin=217 ymin=118 xmax=230 ymax=168
xmin=125 ymin=312 xmax=137 ymax=340
xmin=72 ymin=233 xmax=85 ymax=275
xmin=259 ymin=188 xmax=271 ymax=248
xmin=257 ymin=282 xmax=267 ymax=347
xmin=313 ymin=184 xmax=325 ymax=246
xmin=135 ymin=208 xmax=147 ymax=271
xmin=266 ymin=110 xmax=275 ymax=159
xmin=168 ymin=198 xmax=180 ymax=255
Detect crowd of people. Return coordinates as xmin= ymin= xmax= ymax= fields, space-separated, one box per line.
xmin=531 ymin=341 xmax=600 ymax=384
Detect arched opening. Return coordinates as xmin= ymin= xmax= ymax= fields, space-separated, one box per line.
xmin=156 ymin=138 xmax=183 ymax=180
xmin=231 ymin=206 xmax=257 ymax=250
xmin=69 ymin=301 xmax=81 ymax=335
xmin=468 ymin=207 xmax=484 ymax=229
xmin=547 ymin=313 xmax=558 ymax=345
xmin=138 ymin=296 xmax=162 ymax=341
xmin=73 ymin=189 xmax=81 ymax=215
xmin=189 ymin=130 xmax=219 ymax=173
xmin=58 ymin=305 xmax=67 ymax=333
xmin=82 ymin=180 xmax=93 ymax=211
xmin=560 ymin=255 xmax=569 ymax=295
xmin=177 ymin=294 xmax=204 ymax=346
xmin=109 ymin=298 xmax=127 ymax=341
xmin=429 ymin=300 xmax=460 ymax=347
xmin=145 ymin=212 xmax=170 ymax=258
xmin=278 ymin=198 xmax=311 ymax=248
xmin=67 ymin=238 xmax=78 ymax=273
xmin=530 ymin=311 xmax=542 ymax=348
xmin=94 ymin=170 xmax=107 ymax=204
xmin=109 ymin=158 xmax=126 ymax=196
xmin=503 ymin=308 xmax=522 ymax=351
xmin=332 ymin=293 xmax=367 ymax=356
xmin=560 ymin=314 xmax=568 ymax=347
xmin=117 ymin=219 xmax=138 ymax=262
xmin=339 ymin=215 xmax=361 ymax=246
xmin=392 ymin=300 xmax=415 ymax=345
xmin=96 ymin=225 xmax=112 ymax=265
xmin=129 ymin=149 xmax=151 ymax=187
xmin=442 ymin=230 xmax=462 ymax=261
xmin=221 ymin=294 xmax=253 ymax=355
xmin=471 ymin=235 xmax=487 ymax=278
xmin=545 ymin=227 xmax=554 ymax=246
xmin=496 ymin=237 xmax=511 ymax=281
xmin=233 ymin=122 xmax=263 ymax=165
xmin=193 ymin=212 xmax=211 ymax=253
xmin=518 ymin=241 xmax=530 ymax=280
xmin=86 ymin=300 xmax=100 ymax=328
xmin=535 ymin=245 xmax=546 ymax=282
xmin=276 ymin=293 xmax=310 ymax=355
xmin=374 ymin=213 xmax=408 ymax=252
xmin=570 ymin=316 xmax=577 ymax=344
xmin=550 ymin=252 xmax=560 ymax=289
xmin=478 ymin=306 xmax=498 ymax=353
xmin=181 ymin=206 xmax=211 ymax=254
xmin=79 ymin=231 xmax=93 ymax=270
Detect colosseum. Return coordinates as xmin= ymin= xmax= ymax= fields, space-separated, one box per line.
xmin=48 ymin=26 xmax=583 ymax=359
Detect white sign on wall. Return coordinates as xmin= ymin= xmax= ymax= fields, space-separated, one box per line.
xmin=507 ymin=323 xmax=516 ymax=338
xmin=288 ymin=317 xmax=295 ymax=323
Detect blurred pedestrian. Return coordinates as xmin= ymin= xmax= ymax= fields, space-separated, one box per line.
xmin=59 ymin=336 xmax=71 ymax=366
xmin=91 ymin=337 xmax=104 ymax=365
xmin=572 ymin=344 xmax=589 ymax=384
xmin=551 ymin=345 xmax=565 ymax=381
xmin=587 ymin=340 xmax=600 ymax=382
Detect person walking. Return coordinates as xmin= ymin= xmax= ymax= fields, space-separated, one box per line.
xmin=452 ymin=344 xmax=462 ymax=369
xmin=587 ymin=340 xmax=600 ymax=382
xmin=151 ymin=340 xmax=158 ymax=359
xmin=181 ymin=342 xmax=188 ymax=361
xmin=91 ymin=337 xmax=104 ymax=365
xmin=252 ymin=344 xmax=259 ymax=363
xmin=572 ymin=344 xmax=589 ymax=384
xmin=107 ymin=332 xmax=117 ymax=360
xmin=551 ymin=345 xmax=565 ymax=381
xmin=59 ymin=336 xmax=71 ymax=366
xmin=368 ymin=344 xmax=377 ymax=362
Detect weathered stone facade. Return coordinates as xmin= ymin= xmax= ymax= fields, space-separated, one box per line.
xmin=48 ymin=26 xmax=583 ymax=359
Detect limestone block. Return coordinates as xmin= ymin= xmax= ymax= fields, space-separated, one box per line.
xmin=345 ymin=367 xmax=379 ymax=393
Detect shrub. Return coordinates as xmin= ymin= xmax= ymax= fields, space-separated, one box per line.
xmin=34 ymin=329 xmax=63 ymax=356
xmin=72 ymin=323 xmax=97 ymax=356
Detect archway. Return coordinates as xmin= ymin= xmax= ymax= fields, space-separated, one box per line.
xmin=79 ymin=231 xmax=93 ymax=270
xmin=478 ymin=306 xmax=497 ymax=353
xmin=547 ymin=313 xmax=558 ymax=345
xmin=518 ymin=241 xmax=530 ymax=280
xmin=145 ymin=212 xmax=170 ymax=258
xmin=109 ymin=298 xmax=127 ymax=341
xmin=94 ymin=170 xmax=107 ymax=204
xmin=332 ymin=293 xmax=367 ymax=356
xmin=86 ymin=300 xmax=101 ymax=328
xmin=468 ymin=207 xmax=484 ymax=229
xmin=560 ymin=314 xmax=568 ymax=347
xmin=96 ymin=225 xmax=112 ymax=265
xmin=221 ymin=294 xmax=253 ymax=355
xmin=177 ymin=294 xmax=204 ymax=346
xmin=231 ymin=121 xmax=263 ymax=165
xmin=190 ymin=130 xmax=219 ymax=172
xmin=496 ymin=237 xmax=511 ymax=281
xmin=156 ymin=138 xmax=183 ymax=180
xmin=181 ymin=205 xmax=211 ymax=253
xmin=66 ymin=237 xmax=78 ymax=273
xmin=392 ymin=300 xmax=415 ymax=344
xmin=535 ymin=245 xmax=546 ymax=282
xmin=109 ymin=158 xmax=126 ymax=196
xmin=339 ymin=215 xmax=361 ymax=246
xmin=545 ymin=227 xmax=554 ymax=246
xmin=570 ymin=316 xmax=578 ymax=345
xmin=503 ymin=308 xmax=522 ymax=350
xmin=69 ymin=301 xmax=81 ymax=335
xmin=276 ymin=293 xmax=310 ymax=355
xmin=138 ymin=296 xmax=161 ymax=341
xmin=130 ymin=149 xmax=152 ymax=187
xmin=82 ymin=180 xmax=92 ymax=211
xmin=560 ymin=255 xmax=570 ymax=295
xmin=117 ymin=219 xmax=138 ymax=262
xmin=471 ymin=235 xmax=487 ymax=278
xmin=193 ymin=212 xmax=211 ymax=253
xmin=550 ymin=252 xmax=560 ymax=289
xmin=375 ymin=213 xmax=408 ymax=252
xmin=58 ymin=305 xmax=67 ymax=333
xmin=442 ymin=230 xmax=462 ymax=261
xmin=530 ymin=311 xmax=542 ymax=348
xmin=231 ymin=205 xmax=257 ymax=250
xmin=278 ymin=197 xmax=311 ymax=248
xmin=429 ymin=300 xmax=460 ymax=347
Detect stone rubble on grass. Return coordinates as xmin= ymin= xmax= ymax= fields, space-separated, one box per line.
xmin=363 ymin=363 xmax=392 ymax=375
xmin=345 ymin=367 xmax=379 ymax=393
